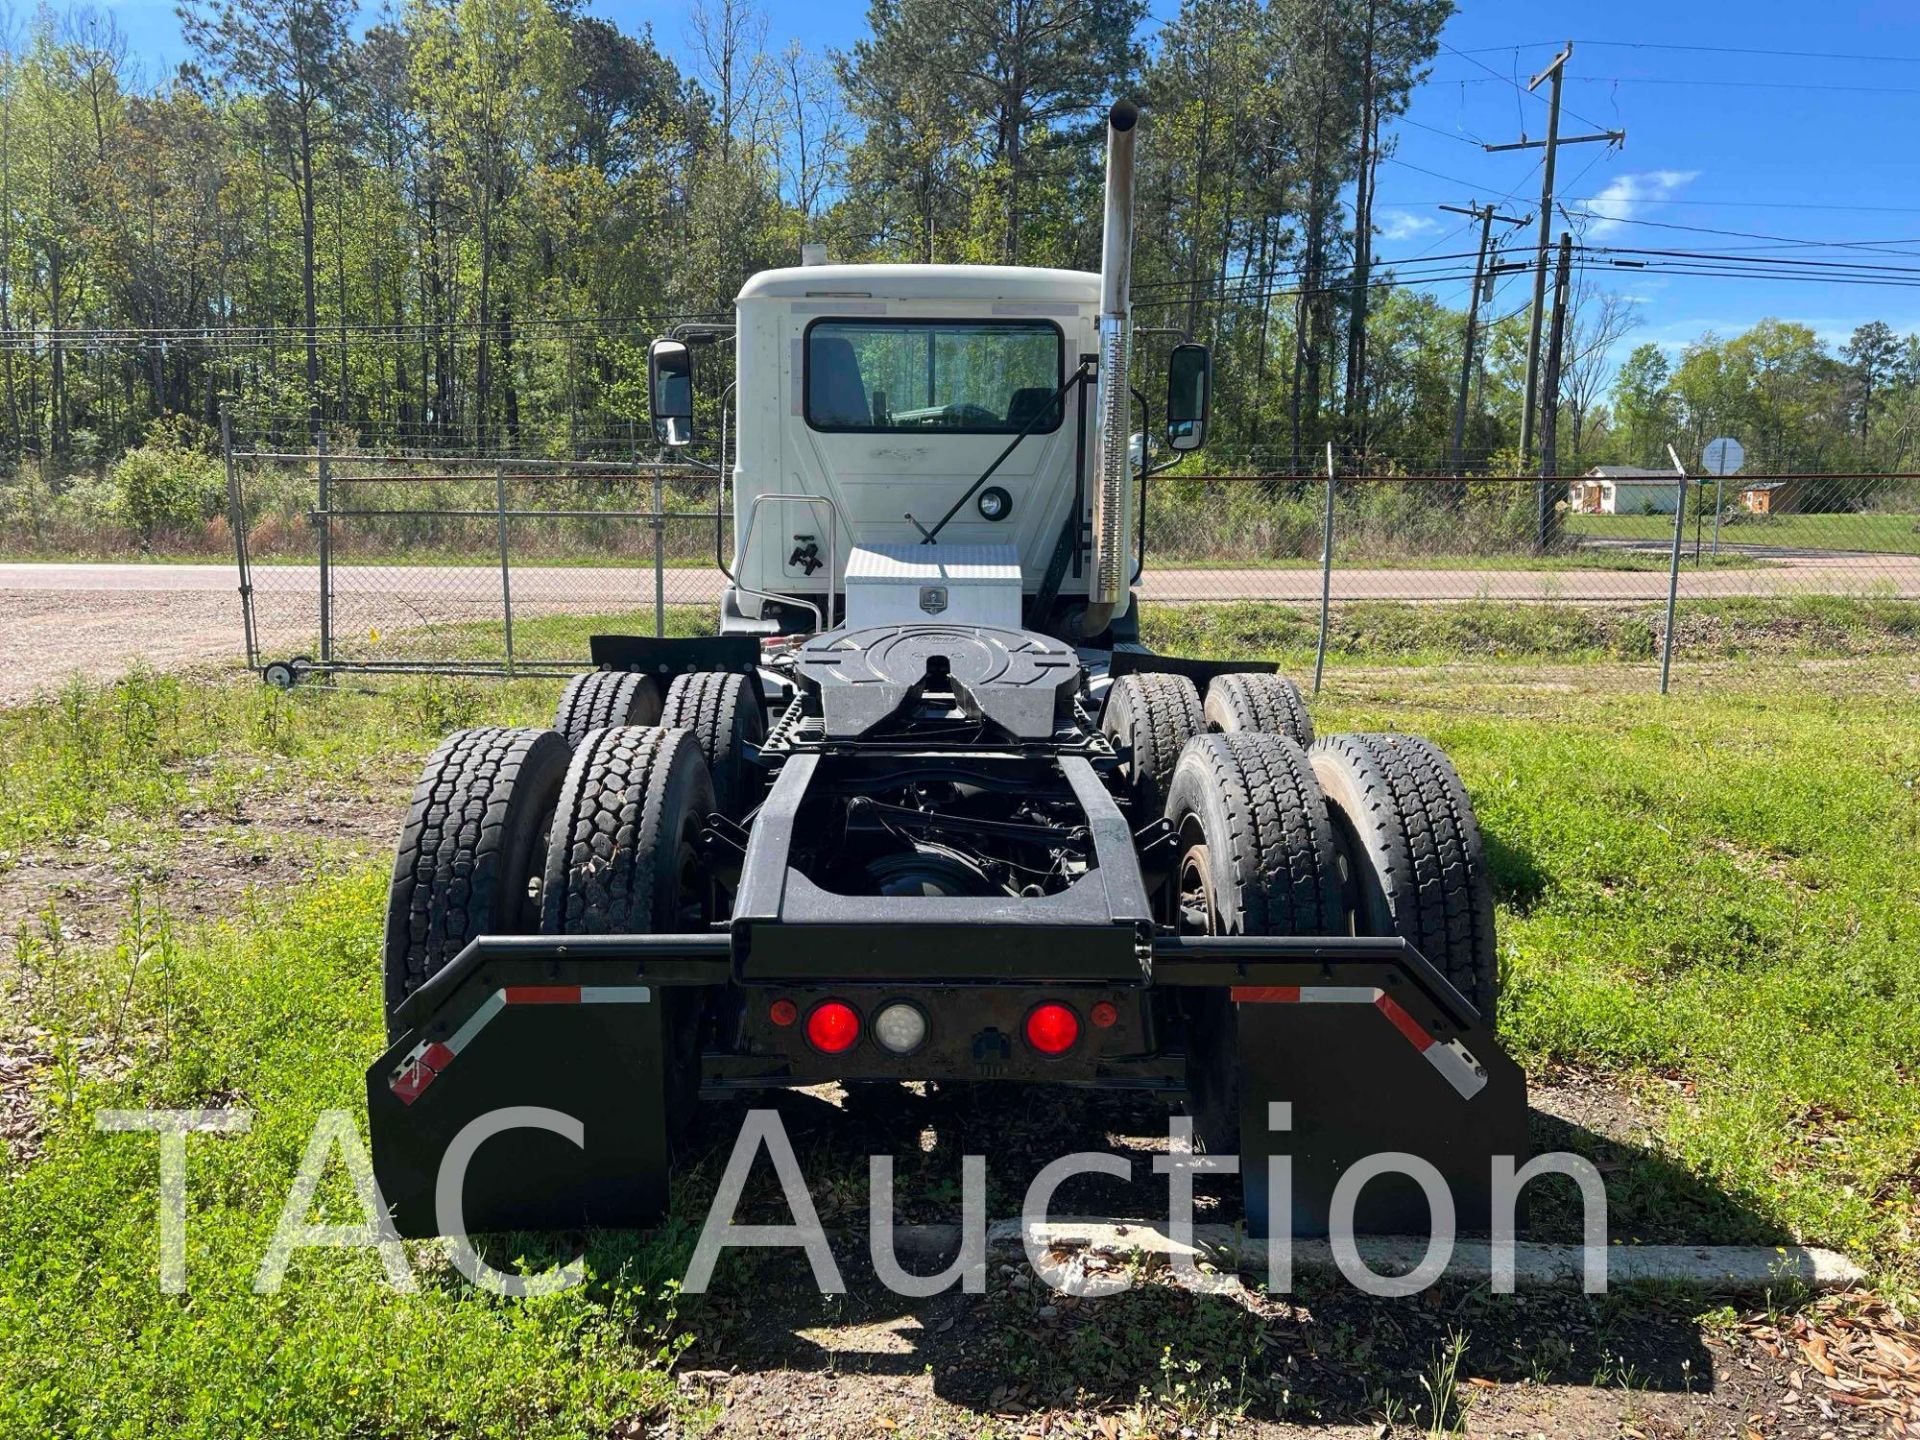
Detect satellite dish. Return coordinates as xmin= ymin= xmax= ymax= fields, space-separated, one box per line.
xmin=1702 ymin=437 xmax=1745 ymax=477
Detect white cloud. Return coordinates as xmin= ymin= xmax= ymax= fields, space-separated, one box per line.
xmin=1581 ymin=170 xmax=1700 ymax=237
xmin=1376 ymin=210 xmax=1441 ymax=243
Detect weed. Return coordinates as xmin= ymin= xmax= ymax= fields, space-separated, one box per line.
xmin=1416 ymin=1329 xmax=1472 ymax=1437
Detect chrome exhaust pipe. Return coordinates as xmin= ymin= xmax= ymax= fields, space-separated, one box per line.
xmin=1079 ymin=98 xmax=1138 ymax=640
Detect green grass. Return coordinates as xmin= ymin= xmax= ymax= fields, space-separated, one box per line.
xmin=1 ymin=672 xmax=710 ymax=1436
xmin=1307 ymin=663 xmax=1920 ymax=1269
xmin=3 ymin=875 xmax=696 ymax=1438
xmin=0 ymin=669 xmax=560 ymax=857
xmin=4 ymin=626 xmax=1920 ymax=1430
xmin=1141 ymin=592 xmax=1920 ymax=667
xmin=1149 ymin=547 xmax=1763 ymax=572
xmin=1567 ymin=509 xmax=1920 ymax=555
xmin=315 ymin=605 xmax=720 ymax=669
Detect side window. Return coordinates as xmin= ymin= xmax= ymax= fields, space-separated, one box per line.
xmin=805 ymin=320 xmax=1063 ymax=434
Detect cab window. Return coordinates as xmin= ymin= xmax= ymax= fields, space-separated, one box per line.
xmin=805 ymin=319 xmax=1064 ymax=434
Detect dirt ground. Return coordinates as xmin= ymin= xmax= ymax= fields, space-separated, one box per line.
xmin=658 ymin=1081 xmax=1912 ymax=1439
xmin=0 ymin=586 xmax=282 ymax=705
xmin=0 ymin=771 xmax=404 ymax=947
xmin=3 ymin=632 xmax=1916 ymax=1437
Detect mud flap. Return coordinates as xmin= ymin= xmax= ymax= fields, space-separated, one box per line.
xmin=366 ymin=983 xmax=671 ymax=1238
xmin=1232 ymin=982 xmax=1529 ymax=1238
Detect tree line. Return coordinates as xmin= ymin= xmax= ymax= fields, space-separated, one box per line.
xmin=0 ymin=0 xmax=1914 ymax=477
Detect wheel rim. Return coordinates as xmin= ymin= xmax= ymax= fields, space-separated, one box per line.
xmin=1177 ymin=843 xmax=1217 ymax=935
xmin=521 ymin=810 xmax=555 ymax=926
xmin=673 ymin=825 xmax=711 ymax=931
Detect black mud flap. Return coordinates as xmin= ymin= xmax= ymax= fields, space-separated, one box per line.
xmin=1233 ymin=981 xmax=1528 ymax=1237
xmin=1154 ymin=935 xmax=1530 ymax=1239
xmin=367 ymin=977 xmax=673 ymax=1238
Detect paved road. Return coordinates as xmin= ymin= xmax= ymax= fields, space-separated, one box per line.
xmin=7 ymin=552 xmax=1919 ymax=603
xmin=4 ymin=553 xmax=1917 ymax=702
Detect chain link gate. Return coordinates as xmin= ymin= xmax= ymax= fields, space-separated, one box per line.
xmin=224 ymin=434 xmax=730 ymax=683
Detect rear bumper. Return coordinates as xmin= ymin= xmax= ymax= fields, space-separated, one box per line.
xmin=369 ymin=930 xmax=1527 ymax=1238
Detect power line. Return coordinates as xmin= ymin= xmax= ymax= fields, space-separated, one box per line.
xmin=1573 ymin=39 xmax=1920 ymax=65
xmin=1435 ymin=41 xmax=1615 ymax=137
xmin=1588 ymin=245 xmax=1920 ymax=277
xmin=1444 ymin=39 xmax=1920 ymax=63
xmin=1555 ymin=211 xmax=1920 ymax=257
xmin=1401 ymin=196 xmax=1920 ymax=215
xmin=1131 ymin=248 xmax=1494 ymax=298
xmin=1565 ymin=197 xmax=1920 ymax=213
xmin=1435 ymin=74 xmax=1920 ymax=96
xmin=1396 ymin=114 xmax=1487 ymax=148
xmin=1381 ymin=154 xmax=1499 ymax=192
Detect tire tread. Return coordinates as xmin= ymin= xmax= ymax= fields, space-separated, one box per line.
xmin=1310 ymin=732 xmax=1497 ymax=1017
xmin=1102 ymin=673 xmax=1204 ymax=814
xmin=554 ymin=671 xmax=659 ymax=747
xmin=1203 ymin=672 xmax=1314 ymax=746
xmin=382 ymin=726 xmax=568 ymax=1025
xmin=660 ymin=671 xmax=764 ymax=817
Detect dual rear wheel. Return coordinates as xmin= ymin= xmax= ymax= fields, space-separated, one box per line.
xmin=1108 ymin=668 xmax=1500 ymax=1153
xmin=382 ymin=669 xmax=766 ymax=1038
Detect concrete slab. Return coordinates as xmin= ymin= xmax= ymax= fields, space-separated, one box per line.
xmin=885 ymin=1217 xmax=1864 ymax=1295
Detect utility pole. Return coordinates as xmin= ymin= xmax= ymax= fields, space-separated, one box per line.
xmin=1485 ymin=41 xmax=1624 ymax=467
xmin=1442 ymin=201 xmax=1530 ymax=470
xmin=1537 ymin=231 xmax=1574 ymax=548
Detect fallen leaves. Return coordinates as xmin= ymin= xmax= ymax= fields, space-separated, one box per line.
xmin=1741 ymin=1292 xmax=1920 ymax=1429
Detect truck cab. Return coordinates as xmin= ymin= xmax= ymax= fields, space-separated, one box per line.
xmin=650 ymin=258 xmax=1210 ymax=643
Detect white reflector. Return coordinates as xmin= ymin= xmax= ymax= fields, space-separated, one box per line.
xmin=872 ymin=1002 xmax=928 ymax=1055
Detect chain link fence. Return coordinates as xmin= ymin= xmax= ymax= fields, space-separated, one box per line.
xmin=226 ymin=442 xmax=728 ymax=677
xmin=1144 ymin=470 xmax=1920 ymax=605
xmin=223 ymin=430 xmax=1920 ymax=690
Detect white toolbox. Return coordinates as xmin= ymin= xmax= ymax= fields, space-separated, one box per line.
xmin=843 ymin=543 xmax=1023 ymax=630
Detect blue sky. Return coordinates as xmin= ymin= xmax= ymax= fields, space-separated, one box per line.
xmin=103 ymin=0 xmax=1920 ymax=361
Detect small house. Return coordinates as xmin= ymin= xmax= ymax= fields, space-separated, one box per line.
xmin=1570 ymin=466 xmax=1684 ymax=515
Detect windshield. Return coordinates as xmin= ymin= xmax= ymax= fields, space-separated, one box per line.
xmin=805 ymin=319 xmax=1063 ymax=435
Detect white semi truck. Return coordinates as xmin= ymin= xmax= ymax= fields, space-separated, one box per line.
xmin=368 ymin=101 xmax=1525 ymax=1242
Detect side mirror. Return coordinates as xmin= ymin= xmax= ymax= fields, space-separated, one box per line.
xmin=648 ymin=338 xmax=694 ymax=447
xmin=1164 ymin=342 xmax=1211 ymax=453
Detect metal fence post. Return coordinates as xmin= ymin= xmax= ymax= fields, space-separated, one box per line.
xmin=652 ymin=467 xmax=666 ymax=640
xmin=1710 ymin=468 xmax=1725 ymax=558
xmin=1660 ymin=444 xmax=1689 ymax=695
xmin=315 ymin=431 xmax=334 ymax=667
xmin=494 ymin=462 xmax=516 ymax=677
xmin=220 ymin=408 xmax=258 ymax=673
xmin=1313 ymin=441 xmax=1336 ymax=696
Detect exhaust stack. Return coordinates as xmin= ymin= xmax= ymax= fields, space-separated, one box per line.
xmin=1081 ymin=98 xmax=1138 ymax=638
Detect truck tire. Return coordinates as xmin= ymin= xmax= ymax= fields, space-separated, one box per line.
xmin=1203 ymin=672 xmax=1313 ymax=747
xmin=541 ymin=725 xmax=716 ymax=1133
xmin=382 ymin=726 xmax=570 ymax=1034
xmin=554 ymin=670 xmax=661 ymax=748
xmin=1101 ymin=673 xmax=1202 ymax=815
xmin=1165 ymin=733 xmax=1344 ymax=1154
xmin=660 ymin=671 xmax=765 ymax=820
xmin=540 ymin=726 xmax=716 ymax=935
xmin=1309 ymin=733 xmax=1499 ymax=1022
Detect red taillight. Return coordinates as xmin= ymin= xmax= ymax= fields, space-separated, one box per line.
xmin=806 ymin=1000 xmax=860 ymax=1054
xmin=1090 ymin=1001 xmax=1119 ymax=1030
xmin=769 ymin=998 xmax=799 ymax=1027
xmin=1024 ymin=1002 xmax=1080 ymax=1056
